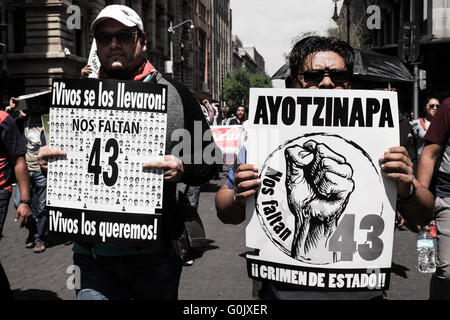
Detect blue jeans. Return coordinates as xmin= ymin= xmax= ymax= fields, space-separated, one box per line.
xmin=14 ymin=171 xmax=48 ymax=244
xmin=430 ymin=197 xmax=450 ymax=299
xmin=0 ymin=197 xmax=10 ymax=239
xmin=73 ymin=252 xmax=182 ymax=300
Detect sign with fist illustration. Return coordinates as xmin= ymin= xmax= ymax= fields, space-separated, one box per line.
xmin=246 ymin=89 xmax=399 ymax=290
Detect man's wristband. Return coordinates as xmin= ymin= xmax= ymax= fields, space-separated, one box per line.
xmin=19 ymin=200 xmax=32 ymax=206
xmin=398 ymin=183 xmax=416 ymax=202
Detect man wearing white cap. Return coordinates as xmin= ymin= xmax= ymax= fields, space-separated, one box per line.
xmin=38 ymin=5 xmax=217 ymax=300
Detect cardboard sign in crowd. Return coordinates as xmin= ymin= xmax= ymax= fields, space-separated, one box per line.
xmin=210 ymin=125 xmax=243 ymax=164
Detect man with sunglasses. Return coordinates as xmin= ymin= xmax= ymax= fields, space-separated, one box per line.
xmin=417 ymin=96 xmax=450 ymax=299
xmin=215 ymin=36 xmax=433 ymax=300
xmin=38 ymin=5 xmax=217 ymax=300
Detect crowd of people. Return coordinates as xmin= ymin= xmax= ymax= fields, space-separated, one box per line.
xmin=0 ymin=4 xmax=448 ymax=300
xmin=198 ymin=99 xmax=248 ymax=127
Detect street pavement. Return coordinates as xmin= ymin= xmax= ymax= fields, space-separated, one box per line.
xmin=0 ymin=172 xmax=433 ymax=300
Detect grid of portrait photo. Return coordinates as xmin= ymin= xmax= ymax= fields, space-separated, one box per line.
xmin=46 ymin=107 xmax=167 ymax=214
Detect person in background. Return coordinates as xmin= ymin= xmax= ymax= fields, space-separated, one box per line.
xmin=216 ymin=105 xmax=228 ymax=126
xmin=0 ymin=97 xmax=32 ymax=299
xmin=8 ymin=95 xmax=49 ymax=253
xmin=416 ymin=96 xmax=450 ymax=299
xmin=224 ymin=105 xmax=247 ymax=125
xmin=411 ymin=97 xmax=440 ymax=159
xmin=405 ymin=97 xmax=440 ymax=232
xmin=210 ymin=100 xmax=220 ymax=125
xmin=201 ymin=99 xmax=215 ymax=126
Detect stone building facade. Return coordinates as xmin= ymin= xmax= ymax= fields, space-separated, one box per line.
xmin=210 ymin=0 xmax=232 ymax=102
xmin=1 ymin=0 xmax=233 ymax=105
xmin=1 ymin=0 xmax=176 ymax=100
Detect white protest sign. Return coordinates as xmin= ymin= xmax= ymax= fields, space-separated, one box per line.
xmin=87 ymin=40 xmax=100 ymax=78
xmin=245 ymin=88 xmax=399 ymax=291
xmin=17 ymin=90 xmax=51 ymax=111
xmin=47 ymin=78 xmax=167 ymax=246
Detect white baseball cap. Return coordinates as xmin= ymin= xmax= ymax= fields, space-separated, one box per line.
xmin=91 ymin=5 xmax=144 ymax=33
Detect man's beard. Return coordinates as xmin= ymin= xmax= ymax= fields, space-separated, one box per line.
xmin=104 ymin=59 xmax=143 ymax=79
xmin=106 ymin=65 xmax=130 ymax=79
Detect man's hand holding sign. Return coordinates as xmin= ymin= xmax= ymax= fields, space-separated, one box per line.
xmin=143 ymin=155 xmax=183 ymax=183
xmin=39 ymin=148 xmax=183 ymax=182
xmin=38 ymin=146 xmax=67 ymax=172
xmin=379 ymin=146 xmax=414 ymax=200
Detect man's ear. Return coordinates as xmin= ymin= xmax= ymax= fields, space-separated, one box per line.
xmin=140 ymin=32 xmax=148 ymax=51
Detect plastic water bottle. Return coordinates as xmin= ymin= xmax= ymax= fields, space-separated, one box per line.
xmin=417 ymin=230 xmax=436 ymax=273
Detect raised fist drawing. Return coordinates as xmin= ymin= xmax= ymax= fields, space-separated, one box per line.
xmin=285 ymin=140 xmax=355 ymax=263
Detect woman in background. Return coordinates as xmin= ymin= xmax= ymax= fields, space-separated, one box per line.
xmin=411 ymin=97 xmax=440 ymax=158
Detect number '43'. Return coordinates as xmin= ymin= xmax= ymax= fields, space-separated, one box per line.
xmin=328 ymin=214 xmax=385 ymax=262
xmin=88 ymin=138 xmax=119 ymax=186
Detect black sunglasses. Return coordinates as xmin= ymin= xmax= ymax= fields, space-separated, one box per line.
xmin=429 ymin=104 xmax=440 ymax=109
xmin=95 ymin=29 xmax=138 ymax=45
xmin=299 ymin=67 xmax=351 ymax=85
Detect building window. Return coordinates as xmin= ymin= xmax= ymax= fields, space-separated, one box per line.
xmin=199 ymin=3 xmax=206 ymax=20
xmin=1 ymin=7 xmax=26 ymax=53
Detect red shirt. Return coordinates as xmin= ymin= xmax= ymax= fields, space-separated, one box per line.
xmin=0 ymin=111 xmax=26 ymax=199
xmin=425 ymin=97 xmax=450 ymax=146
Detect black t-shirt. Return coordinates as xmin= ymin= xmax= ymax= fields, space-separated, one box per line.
xmin=0 ymin=111 xmax=26 ymax=199
xmin=424 ymin=98 xmax=450 ymax=198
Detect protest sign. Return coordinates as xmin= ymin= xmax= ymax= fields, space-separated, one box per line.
xmin=210 ymin=125 xmax=243 ymax=164
xmin=245 ymin=88 xmax=399 ymax=291
xmin=47 ymin=78 xmax=167 ymax=247
xmin=87 ymin=40 xmax=100 ymax=79
xmin=17 ymin=90 xmax=51 ymax=111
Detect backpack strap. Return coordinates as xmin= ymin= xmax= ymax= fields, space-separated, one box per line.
xmin=143 ymin=72 xmax=158 ymax=84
